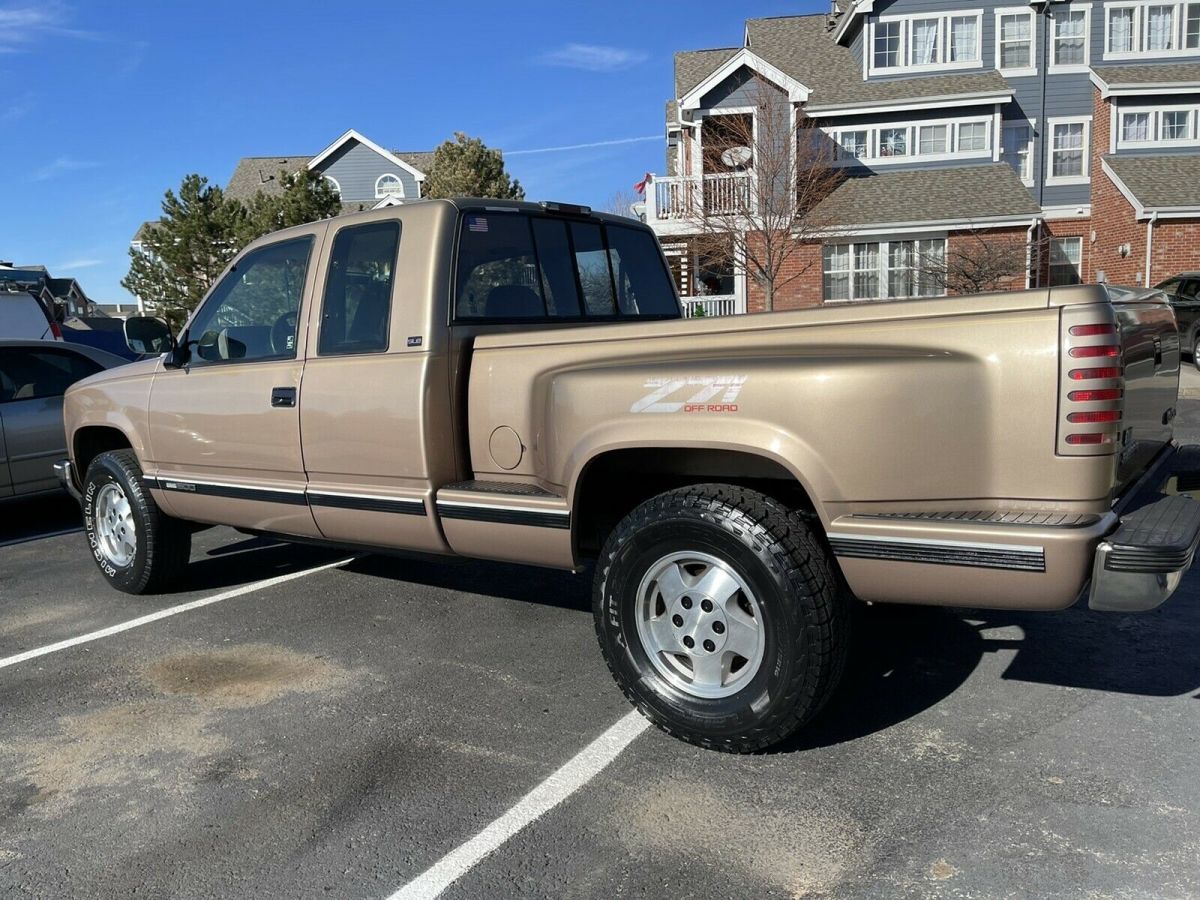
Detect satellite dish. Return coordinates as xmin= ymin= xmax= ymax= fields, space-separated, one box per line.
xmin=721 ymin=146 xmax=752 ymax=167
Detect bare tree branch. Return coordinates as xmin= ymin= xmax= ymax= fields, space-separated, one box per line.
xmin=673 ymin=77 xmax=843 ymax=311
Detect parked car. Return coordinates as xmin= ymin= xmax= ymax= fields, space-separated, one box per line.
xmin=0 ymin=340 xmax=129 ymax=500
xmin=1154 ymin=274 xmax=1200 ymax=368
xmin=1 ymin=291 xmax=62 ymax=341
xmin=57 ymin=199 xmax=1198 ymax=753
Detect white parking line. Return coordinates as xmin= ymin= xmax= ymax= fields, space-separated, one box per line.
xmin=0 ymin=557 xmax=353 ymax=671
xmin=387 ymin=710 xmax=650 ymax=900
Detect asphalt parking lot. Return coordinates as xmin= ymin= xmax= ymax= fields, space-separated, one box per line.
xmin=2 ymin=409 xmax=1199 ymax=899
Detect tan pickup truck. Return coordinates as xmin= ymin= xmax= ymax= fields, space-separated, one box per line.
xmin=57 ymin=198 xmax=1200 ymax=752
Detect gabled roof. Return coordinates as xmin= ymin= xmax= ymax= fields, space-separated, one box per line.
xmin=1103 ymin=154 xmax=1200 ymax=219
xmin=225 ymin=156 xmax=310 ymax=202
xmin=675 ymin=48 xmax=740 ymax=98
xmin=745 ymin=15 xmax=1011 ymax=114
xmin=678 ymin=46 xmax=812 ymax=110
xmin=811 ymin=164 xmax=1042 ymax=229
xmin=1091 ymin=63 xmax=1200 ymax=97
xmin=309 ymin=128 xmax=427 ymax=181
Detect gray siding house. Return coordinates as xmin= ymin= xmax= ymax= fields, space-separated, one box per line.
xmin=648 ymin=0 xmax=1200 ymax=313
xmin=132 ymin=128 xmax=435 ymax=249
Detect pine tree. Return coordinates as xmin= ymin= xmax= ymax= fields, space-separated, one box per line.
xmin=422 ymin=132 xmax=524 ymax=200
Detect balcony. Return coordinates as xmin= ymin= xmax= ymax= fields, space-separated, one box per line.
xmin=645 ymin=172 xmax=752 ymax=225
xmin=681 ymin=294 xmax=745 ymax=317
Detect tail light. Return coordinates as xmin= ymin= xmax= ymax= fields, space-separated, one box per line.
xmin=49 ymin=320 xmax=63 ymax=340
xmin=1058 ymin=306 xmax=1123 ymax=456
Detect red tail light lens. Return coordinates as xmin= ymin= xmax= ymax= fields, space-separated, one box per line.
xmin=1069 ymin=324 xmax=1117 ymax=337
xmin=1069 ymin=345 xmax=1121 ymax=358
xmin=1067 ymin=410 xmax=1122 ymax=423
xmin=1068 ymin=388 xmax=1123 ymax=402
xmin=49 ymin=320 xmax=63 ymax=339
xmin=1066 ymin=433 xmax=1112 ymax=445
xmin=1069 ymin=367 xmax=1122 ymax=380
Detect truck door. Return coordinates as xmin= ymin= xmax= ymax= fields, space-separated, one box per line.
xmin=298 ymin=212 xmax=453 ymax=554
xmin=145 ymin=232 xmax=323 ymax=537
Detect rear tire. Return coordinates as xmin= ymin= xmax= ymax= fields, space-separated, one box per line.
xmin=593 ymin=484 xmax=849 ymax=753
xmin=82 ymin=449 xmax=191 ymax=594
xmin=1193 ymin=335 xmax=1200 ymax=372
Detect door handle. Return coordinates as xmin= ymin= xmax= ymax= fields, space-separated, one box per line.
xmin=271 ymin=387 xmax=297 ymax=408
xmin=1153 ymin=337 xmax=1163 ymax=367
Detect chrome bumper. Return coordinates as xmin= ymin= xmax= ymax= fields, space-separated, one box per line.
xmin=53 ymin=458 xmax=82 ymax=503
xmin=1088 ymin=446 xmax=1200 ymax=612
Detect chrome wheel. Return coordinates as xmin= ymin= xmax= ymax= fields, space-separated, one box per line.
xmin=95 ymin=482 xmax=136 ymax=568
xmin=634 ymin=551 xmax=765 ymax=699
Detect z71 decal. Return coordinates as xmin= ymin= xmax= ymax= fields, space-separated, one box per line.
xmin=630 ymin=375 xmax=747 ymax=414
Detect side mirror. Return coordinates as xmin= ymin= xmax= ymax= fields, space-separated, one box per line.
xmin=124 ymin=316 xmax=173 ymax=356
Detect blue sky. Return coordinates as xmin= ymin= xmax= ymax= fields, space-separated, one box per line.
xmin=2 ymin=0 xmax=817 ymax=303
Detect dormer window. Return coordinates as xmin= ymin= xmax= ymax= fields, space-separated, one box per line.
xmin=869 ymin=10 xmax=982 ymax=74
xmin=375 ymin=173 xmax=404 ymax=199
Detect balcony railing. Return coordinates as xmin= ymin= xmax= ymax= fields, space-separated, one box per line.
xmin=647 ymin=172 xmax=752 ymax=223
xmin=681 ymin=294 xmax=744 ymax=317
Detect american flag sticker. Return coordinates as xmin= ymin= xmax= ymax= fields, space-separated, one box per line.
xmin=468 ymin=216 xmax=488 ymax=232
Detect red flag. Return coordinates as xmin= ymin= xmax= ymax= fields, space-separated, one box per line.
xmin=633 ymin=172 xmax=651 ymax=195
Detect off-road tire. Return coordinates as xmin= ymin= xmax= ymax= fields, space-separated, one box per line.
xmin=82 ymin=449 xmax=191 ymax=594
xmin=593 ymin=483 xmax=849 ymax=753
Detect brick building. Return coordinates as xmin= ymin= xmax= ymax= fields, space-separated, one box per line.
xmin=645 ymin=1 xmax=1200 ymax=315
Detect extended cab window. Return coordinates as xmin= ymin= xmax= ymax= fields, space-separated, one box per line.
xmin=319 ymin=222 xmax=400 ymax=355
xmin=188 ymin=236 xmax=313 ymax=363
xmin=454 ymin=212 xmax=679 ymax=322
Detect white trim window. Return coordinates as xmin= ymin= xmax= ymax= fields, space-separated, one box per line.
xmin=324 ymin=175 xmax=341 ymax=196
xmin=1047 ymin=118 xmax=1090 ymax=184
xmin=827 ymin=116 xmax=993 ymax=165
xmin=375 ymin=173 xmax=405 ymax=199
xmin=1104 ymin=1 xmax=1200 ymax=58
xmin=995 ymin=8 xmax=1036 ymax=75
xmin=869 ymin=10 xmax=983 ymax=74
xmin=1115 ymin=104 xmax=1200 ymax=147
xmin=1003 ymin=122 xmax=1035 ymax=185
xmin=823 ymin=239 xmax=947 ymax=302
xmin=1050 ymin=6 xmax=1091 ymax=71
xmin=1050 ymin=237 xmax=1084 ymax=286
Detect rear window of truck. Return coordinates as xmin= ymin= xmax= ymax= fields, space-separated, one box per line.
xmin=453 ymin=212 xmax=679 ymax=322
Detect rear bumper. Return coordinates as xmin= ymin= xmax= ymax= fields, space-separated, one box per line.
xmin=1089 ymin=446 xmax=1200 ymax=612
xmin=53 ymin=458 xmax=82 ymax=503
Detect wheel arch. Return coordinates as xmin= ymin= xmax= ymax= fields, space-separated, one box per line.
xmin=569 ymin=444 xmax=826 ymax=561
xmin=73 ymin=425 xmax=135 ymax=477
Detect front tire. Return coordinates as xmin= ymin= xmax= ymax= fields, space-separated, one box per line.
xmin=82 ymin=449 xmax=191 ymax=594
xmin=593 ymin=484 xmax=849 ymax=753
xmin=1193 ymin=334 xmax=1200 ymax=372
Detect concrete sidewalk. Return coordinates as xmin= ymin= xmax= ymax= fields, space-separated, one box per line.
xmin=1181 ymin=362 xmax=1200 ymax=399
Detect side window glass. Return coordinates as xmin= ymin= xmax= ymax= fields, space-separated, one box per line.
xmin=188 ymin=237 xmax=313 ymax=363
xmin=455 ymin=214 xmax=546 ymax=319
xmin=319 ymin=222 xmax=400 ymax=355
xmin=570 ymin=222 xmax=617 ymax=316
xmin=0 ymin=349 xmax=102 ymax=403
xmin=605 ymin=225 xmax=680 ymax=316
xmin=530 ymin=218 xmax=583 ymax=318
xmin=1181 ymin=280 xmax=1200 ymax=301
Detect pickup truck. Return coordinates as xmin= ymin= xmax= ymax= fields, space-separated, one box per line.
xmin=57 ymin=198 xmax=1200 ymax=753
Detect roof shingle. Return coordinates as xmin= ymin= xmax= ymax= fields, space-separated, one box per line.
xmin=1104 ymin=153 xmax=1200 ymax=210
xmin=1092 ymin=63 xmax=1200 ymax=88
xmin=811 ymin=164 xmax=1041 ymax=227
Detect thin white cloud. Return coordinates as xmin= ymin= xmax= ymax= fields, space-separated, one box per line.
xmin=0 ymin=3 xmax=106 ymax=53
xmin=56 ymin=258 xmax=103 ymax=271
xmin=32 ymin=156 xmax=99 ymax=181
xmin=537 ymin=43 xmax=647 ymax=72
xmin=507 ymin=135 xmax=661 ymax=156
